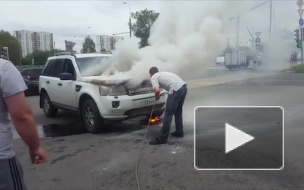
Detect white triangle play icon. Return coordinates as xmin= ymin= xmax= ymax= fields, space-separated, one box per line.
xmin=225 ymin=123 xmax=255 ymax=153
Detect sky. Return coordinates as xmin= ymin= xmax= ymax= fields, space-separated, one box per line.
xmin=0 ymin=0 xmax=300 ymax=52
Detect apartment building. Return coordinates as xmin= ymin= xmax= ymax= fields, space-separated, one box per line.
xmin=13 ymin=30 xmax=53 ymax=57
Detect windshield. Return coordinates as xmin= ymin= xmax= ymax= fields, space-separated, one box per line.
xmin=76 ymin=56 xmax=110 ymax=77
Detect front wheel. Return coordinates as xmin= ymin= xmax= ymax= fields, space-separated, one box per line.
xmin=41 ymin=92 xmax=58 ymax=118
xmin=82 ymin=99 xmax=105 ymax=133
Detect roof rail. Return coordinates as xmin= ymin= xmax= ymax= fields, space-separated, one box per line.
xmin=83 ymin=52 xmax=112 ymax=54
xmin=54 ymin=52 xmax=73 ymax=56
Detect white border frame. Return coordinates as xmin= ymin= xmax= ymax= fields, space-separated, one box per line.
xmin=194 ymin=106 xmax=284 ymax=171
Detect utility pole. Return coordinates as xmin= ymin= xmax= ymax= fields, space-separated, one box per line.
xmin=297 ymin=0 xmax=304 ymax=64
xmin=236 ymin=14 xmax=240 ymax=51
xmin=269 ymin=0 xmax=272 ymax=39
xmin=123 ymin=2 xmax=132 ymax=38
xmin=235 ymin=14 xmax=240 ymax=65
xmin=301 ymin=28 xmax=303 ymax=65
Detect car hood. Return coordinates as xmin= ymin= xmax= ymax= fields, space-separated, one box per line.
xmin=81 ymin=76 xmax=148 ymax=87
xmin=82 ymin=76 xmax=153 ymax=95
xmin=82 ymin=76 xmax=129 ymax=86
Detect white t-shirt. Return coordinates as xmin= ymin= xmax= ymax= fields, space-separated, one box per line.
xmin=0 ymin=59 xmax=27 ymax=159
xmin=150 ymin=72 xmax=186 ymax=94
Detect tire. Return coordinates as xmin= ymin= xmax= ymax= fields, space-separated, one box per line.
xmin=82 ymin=99 xmax=104 ymax=134
xmin=41 ymin=92 xmax=58 ymax=118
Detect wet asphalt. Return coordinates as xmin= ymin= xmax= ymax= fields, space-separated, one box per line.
xmin=13 ymin=69 xmax=304 ymax=190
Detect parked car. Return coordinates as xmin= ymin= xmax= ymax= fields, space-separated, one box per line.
xmin=39 ymin=53 xmax=167 ymax=133
xmin=21 ymin=68 xmax=43 ymax=95
xmin=15 ymin=65 xmax=23 ymax=72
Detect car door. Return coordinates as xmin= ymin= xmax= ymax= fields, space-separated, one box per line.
xmin=56 ymin=58 xmax=77 ymax=110
xmin=40 ymin=59 xmax=56 ymax=100
xmin=48 ymin=59 xmax=65 ymax=104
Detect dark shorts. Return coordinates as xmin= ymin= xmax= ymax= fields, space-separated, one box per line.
xmin=0 ymin=156 xmax=27 ymax=190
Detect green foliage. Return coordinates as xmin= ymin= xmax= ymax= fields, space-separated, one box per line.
xmin=21 ymin=58 xmax=32 ymax=65
xmin=22 ymin=49 xmax=65 ymax=65
xmin=82 ymin=37 xmax=96 ymax=53
xmin=131 ymin=9 xmax=159 ymax=48
xmin=289 ymin=64 xmax=304 ymax=73
xmin=0 ymin=30 xmax=21 ymax=65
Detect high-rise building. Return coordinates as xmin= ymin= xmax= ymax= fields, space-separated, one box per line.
xmin=13 ymin=30 xmax=53 ymax=57
xmin=111 ymin=36 xmax=123 ymax=51
xmin=96 ymin=35 xmax=123 ymax=53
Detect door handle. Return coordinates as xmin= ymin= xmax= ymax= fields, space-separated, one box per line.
xmin=58 ymin=83 xmax=62 ymax=86
xmin=46 ymin=81 xmax=50 ymax=84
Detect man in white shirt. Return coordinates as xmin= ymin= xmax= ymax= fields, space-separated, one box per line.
xmin=0 ymin=58 xmax=47 ymax=190
xmin=149 ymin=67 xmax=187 ymax=145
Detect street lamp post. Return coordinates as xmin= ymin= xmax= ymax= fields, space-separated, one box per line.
xmin=269 ymin=0 xmax=272 ymax=39
xmin=123 ymin=2 xmax=132 ymax=38
xmin=84 ymin=27 xmax=91 ymax=53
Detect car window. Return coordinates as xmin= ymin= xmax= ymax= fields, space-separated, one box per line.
xmin=21 ymin=69 xmax=43 ymax=76
xmin=64 ymin=59 xmax=76 ymax=77
xmin=42 ymin=60 xmax=55 ymax=76
xmin=50 ymin=59 xmax=64 ymax=78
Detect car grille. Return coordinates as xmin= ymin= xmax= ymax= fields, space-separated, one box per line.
xmin=126 ymin=80 xmax=154 ymax=96
xmin=127 ymin=87 xmax=154 ymax=95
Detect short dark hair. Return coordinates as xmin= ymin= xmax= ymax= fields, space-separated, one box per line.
xmin=149 ymin=67 xmax=159 ymax=75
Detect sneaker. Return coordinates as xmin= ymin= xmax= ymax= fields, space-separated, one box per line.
xmin=171 ymin=132 xmax=184 ymax=137
xmin=149 ymin=137 xmax=167 ymax=145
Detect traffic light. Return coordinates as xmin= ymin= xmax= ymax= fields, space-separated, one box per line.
xmin=1 ymin=47 xmax=9 ymax=60
xmin=295 ymin=29 xmax=300 ymax=41
xmin=297 ymin=40 xmax=302 ymax=49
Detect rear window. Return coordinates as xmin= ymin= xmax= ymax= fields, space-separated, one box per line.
xmin=21 ymin=69 xmax=43 ymax=76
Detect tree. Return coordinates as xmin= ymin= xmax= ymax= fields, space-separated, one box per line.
xmin=82 ymin=37 xmax=96 ymax=53
xmin=131 ymin=9 xmax=159 ymax=48
xmin=0 ymin=30 xmax=21 ymax=65
xmin=21 ymin=49 xmax=65 ymax=65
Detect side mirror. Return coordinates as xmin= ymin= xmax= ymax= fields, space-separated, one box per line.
xmin=60 ymin=73 xmax=73 ymax=80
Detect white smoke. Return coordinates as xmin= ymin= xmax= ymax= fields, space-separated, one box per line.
xmin=261 ymin=32 xmax=293 ymax=71
xmin=88 ymin=1 xmax=248 ymax=81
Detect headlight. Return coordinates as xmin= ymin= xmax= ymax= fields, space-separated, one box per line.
xmin=99 ymin=86 xmax=126 ymax=96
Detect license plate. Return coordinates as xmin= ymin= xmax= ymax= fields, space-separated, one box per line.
xmin=140 ymin=99 xmax=155 ymax=106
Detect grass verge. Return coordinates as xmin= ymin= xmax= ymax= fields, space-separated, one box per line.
xmin=288 ymin=64 xmax=304 ymax=73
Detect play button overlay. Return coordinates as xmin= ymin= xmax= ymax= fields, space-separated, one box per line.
xmin=194 ymin=106 xmax=284 ymax=170
xmin=225 ymin=123 xmax=255 ymax=153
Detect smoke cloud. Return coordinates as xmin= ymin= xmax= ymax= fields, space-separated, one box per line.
xmin=86 ymin=1 xmax=254 ymax=81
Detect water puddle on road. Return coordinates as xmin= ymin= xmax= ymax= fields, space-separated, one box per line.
xmin=37 ymin=123 xmax=88 ymax=137
xmin=13 ymin=117 xmax=162 ymax=139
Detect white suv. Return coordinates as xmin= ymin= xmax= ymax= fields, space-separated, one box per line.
xmin=39 ymin=53 xmax=166 ymax=133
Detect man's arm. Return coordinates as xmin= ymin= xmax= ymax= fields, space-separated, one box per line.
xmin=5 ymin=93 xmax=47 ymax=164
xmin=151 ymin=77 xmax=161 ymax=100
xmin=1 ymin=62 xmax=47 ymax=164
xmin=154 ymin=87 xmax=161 ymax=101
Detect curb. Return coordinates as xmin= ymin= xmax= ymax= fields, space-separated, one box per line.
xmin=284 ymin=70 xmax=295 ymax=73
